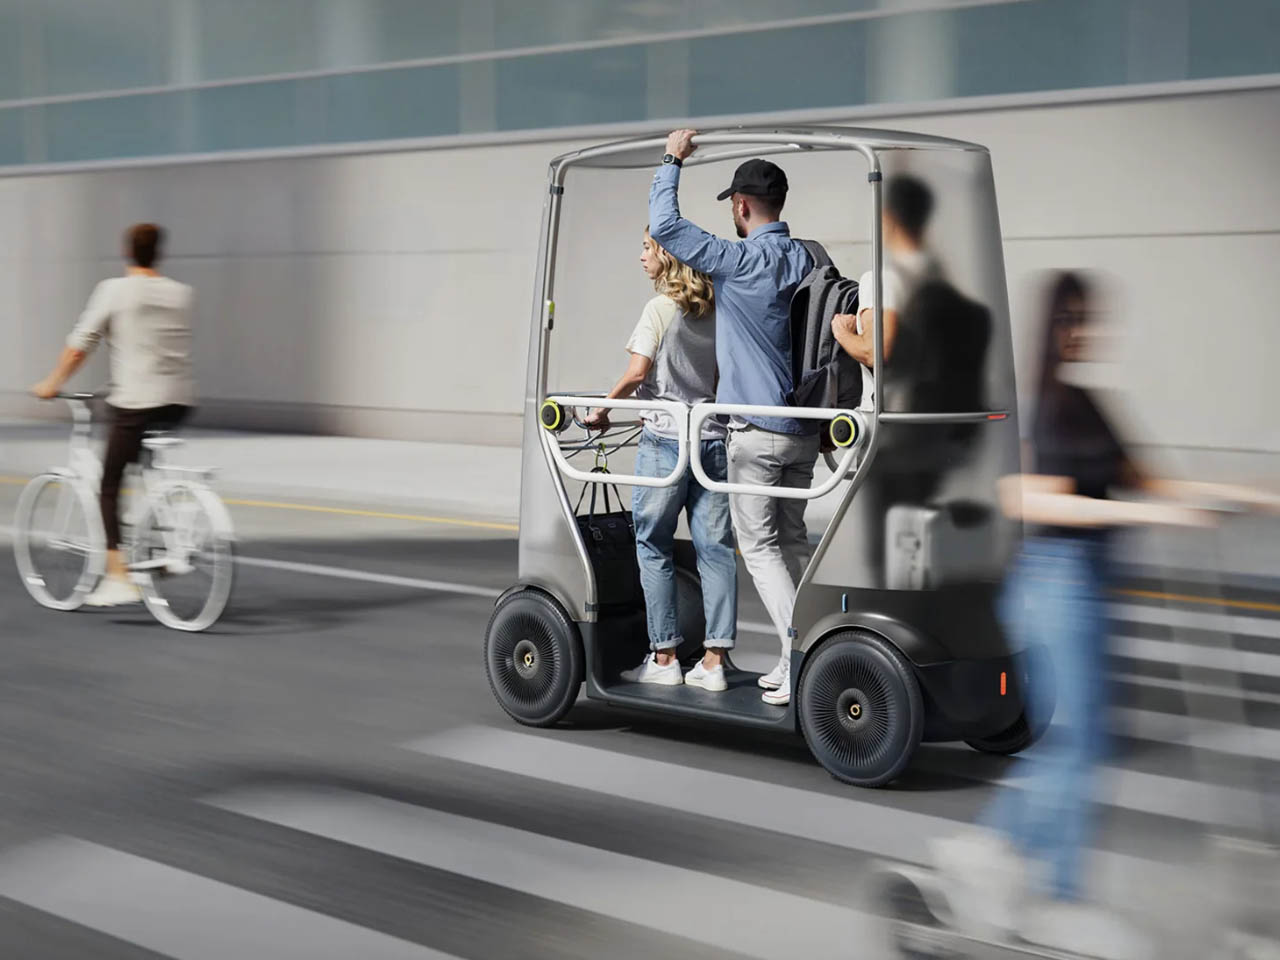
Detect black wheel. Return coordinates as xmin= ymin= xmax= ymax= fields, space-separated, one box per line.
xmin=965 ymin=644 xmax=1054 ymax=756
xmin=798 ymin=630 xmax=924 ymax=787
xmin=484 ymin=589 xmax=584 ymax=727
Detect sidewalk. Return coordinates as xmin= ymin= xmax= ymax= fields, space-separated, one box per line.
xmin=2 ymin=420 xmax=1275 ymax=586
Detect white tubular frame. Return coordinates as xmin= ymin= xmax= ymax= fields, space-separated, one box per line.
xmin=542 ymin=395 xmax=690 ymax=488
xmin=689 ymin=403 xmax=868 ymax=499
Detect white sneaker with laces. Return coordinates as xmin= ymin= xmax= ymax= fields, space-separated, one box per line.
xmin=758 ymin=656 xmax=788 ymax=690
xmin=684 ymin=659 xmax=727 ymax=692
xmin=761 ymin=681 xmax=790 ymax=706
xmin=619 ymin=654 xmax=684 ymax=686
xmin=930 ymin=828 xmax=1026 ymax=940
xmin=84 ymin=576 xmax=144 ymax=607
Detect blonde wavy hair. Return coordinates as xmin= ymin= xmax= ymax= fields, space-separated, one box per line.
xmin=645 ymin=229 xmax=714 ymax=319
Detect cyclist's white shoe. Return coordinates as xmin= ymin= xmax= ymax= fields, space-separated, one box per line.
xmin=620 ymin=654 xmax=684 ymax=686
xmin=84 ymin=577 xmax=143 ymax=607
xmin=684 ymin=659 xmax=728 ymax=692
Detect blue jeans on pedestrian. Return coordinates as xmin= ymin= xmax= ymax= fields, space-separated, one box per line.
xmin=983 ymin=534 xmax=1109 ymax=900
xmin=632 ymin=429 xmax=738 ymax=651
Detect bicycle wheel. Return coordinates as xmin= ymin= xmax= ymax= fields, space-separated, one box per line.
xmin=13 ymin=473 xmax=105 ymax=611
xmin=130 ymin=483 xmax=235 ymax=632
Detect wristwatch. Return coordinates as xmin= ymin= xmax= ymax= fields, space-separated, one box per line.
xmin=662 ymin=153 xmax=682 ymax=167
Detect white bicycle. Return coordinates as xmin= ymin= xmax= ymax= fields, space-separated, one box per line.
xmin=13 ymin=393 xmax=235 ymax=632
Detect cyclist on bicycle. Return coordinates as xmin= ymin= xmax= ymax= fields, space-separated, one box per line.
xmin=31 ymin=223 xmax=195 ymax=607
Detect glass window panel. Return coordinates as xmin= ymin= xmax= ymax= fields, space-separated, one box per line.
xmin=189 ymin=80 xmax=315 ymax=152
xmin=0 ymin=106 xmax=23 ymax=166
xmin=365 ymin=0 xmax=464 ymax=61
xmin=40 ymin=0 xmax=172 ymax=96
xmin=323 ymin=65 xmax=460 ymax=142
xmin=688 ymin=21 xmax=870 ymax=117
xmin=496 ymin=46 xmax=647 ymax=131
xmin=948 ymin=0 xmax=1129 ymax=97
xmin=44 ymin=91 xmax=179 ymax=163
xmin=197 ymin=0 xmax=321 ymax=81
xmin=1189 ymin=0 xmax=1280 ymax=79
xmin=0 ymin=9 xmax=24 ymax=101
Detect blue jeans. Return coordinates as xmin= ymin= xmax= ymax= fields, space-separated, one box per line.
xmin=984 ymin=535 xmax=1109 ymax=900
xmin=632 ymin=429 xmax=738 ymax=651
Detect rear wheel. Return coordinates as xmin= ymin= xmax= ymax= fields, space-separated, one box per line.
xmin=130 ymin=484 xmax=235 ymax=632
xmin=13 ymin=473 xmax=104 ymax=611
xmin=966 ymin=644 xmax=1055 ymax=755
xmin=798 ymin=631 xmax=924 ymax=787
xmin=485 ymin=589 xmax=584 ymax=727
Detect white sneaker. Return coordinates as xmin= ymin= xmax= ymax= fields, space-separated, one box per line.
xmin=620 ymin=654 xmax=684 ymax=686
xmin=761 ymin=681 xmax=790 ymax=706
xmin=684 ymin=659 xmax=728 ymax=692
xmin=84 ymin=576 xmax=144 ymax=607
xmin=930 ymin=828 xmax=1026 ymax=940
xmin=758 ymin=656 xmax=789 ymax=690
xmin=1017 ymin=900 xmax=1153 ymax=960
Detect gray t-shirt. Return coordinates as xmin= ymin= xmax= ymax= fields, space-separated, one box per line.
xmin=626 ymin=294 xmax=723 ymax=439
xmin=68 ymin=274 xmax=195 ymax=410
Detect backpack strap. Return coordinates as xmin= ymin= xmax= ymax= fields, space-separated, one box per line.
xmin=798 ymin=239 xmax=834 ymax=271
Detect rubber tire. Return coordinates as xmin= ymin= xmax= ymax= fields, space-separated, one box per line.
xmin=484 ymin=589 xmax=584 ymax=727
xmin=131 ymin=485 xmax=236 ymax=633
xmin=13 ymin=472 xmax=105 ymax=612
xmin=965 ymin=644 xmax=1055 ymax=755
xmin=798 ymin=630 xmax=924 ymax=788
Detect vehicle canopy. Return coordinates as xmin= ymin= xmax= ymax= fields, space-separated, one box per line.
xmin=519 ymin=125 xmax=1019 ymax=622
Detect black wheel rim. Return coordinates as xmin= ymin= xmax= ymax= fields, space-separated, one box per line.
xmin=489 ymin=607 xmax=565 ymax=717
xmin=807 ymin=649 xmax=901 ymax=773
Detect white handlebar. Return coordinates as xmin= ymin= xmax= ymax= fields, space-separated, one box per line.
xmin=689 ymin=403 xmax=867 ymax=499
xmin=542 ymin=395 xmax=689 ymax=488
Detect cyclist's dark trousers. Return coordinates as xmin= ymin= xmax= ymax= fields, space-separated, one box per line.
xmin=101 ymin=404 xmax=192 ymax=550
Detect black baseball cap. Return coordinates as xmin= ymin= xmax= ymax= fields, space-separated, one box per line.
xmin=716 ymin=158 xmax=789 ymax=202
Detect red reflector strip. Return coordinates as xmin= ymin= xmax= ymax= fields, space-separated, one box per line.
xmin=1000 ymin=671 xmax=1007 ymax=696
xmin=987 ymin=413 xmax=1008 ymax=420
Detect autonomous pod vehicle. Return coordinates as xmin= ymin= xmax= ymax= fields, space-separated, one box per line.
xmin=483 ymin=125 xmax=1043 ymax=787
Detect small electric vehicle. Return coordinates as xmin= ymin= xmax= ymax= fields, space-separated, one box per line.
xmin=484 ymin=125 xmax=1043 ymax=787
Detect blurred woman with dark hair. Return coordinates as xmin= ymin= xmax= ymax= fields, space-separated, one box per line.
xmin=930 ymin=271 xmax=1219 ymax=958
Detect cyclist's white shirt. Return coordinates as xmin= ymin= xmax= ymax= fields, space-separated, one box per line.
xmin=67 ymin=274 xmax=195 ymax=410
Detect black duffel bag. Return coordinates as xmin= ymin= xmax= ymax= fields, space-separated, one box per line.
xmin=574 ymin=470 xmax=643 ymax=610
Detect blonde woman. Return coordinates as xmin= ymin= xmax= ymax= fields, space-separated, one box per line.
xmin=585 ymin=230 xmax=737 ymax=691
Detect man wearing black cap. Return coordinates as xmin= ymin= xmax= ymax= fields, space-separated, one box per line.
xmin=649 ymin=128 xmax=818 ymax=707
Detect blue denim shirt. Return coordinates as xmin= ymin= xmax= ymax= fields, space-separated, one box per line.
xmin=648 ymin=163 xmax=812 ymax=434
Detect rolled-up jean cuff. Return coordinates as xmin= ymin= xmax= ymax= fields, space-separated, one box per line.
xmin=704 ymin=638 xmax=736 ymax=649
xmin=651 ymin=638 xmax=681 ymax=652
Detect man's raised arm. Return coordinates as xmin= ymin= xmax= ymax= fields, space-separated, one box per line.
xmin=648 ymin=129 xmax=743 ymax=279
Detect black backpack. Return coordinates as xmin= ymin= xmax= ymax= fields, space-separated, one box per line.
xmin=787 ymin=240 xmax=863 ymax=411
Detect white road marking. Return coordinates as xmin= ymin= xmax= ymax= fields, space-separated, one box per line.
xmin=208 ymin=786 xmax=874 ymax=960
xmin=0 ymin=837 xmax=459 ymax=960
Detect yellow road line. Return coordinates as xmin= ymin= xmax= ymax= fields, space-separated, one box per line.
xmin=221 ymin=497 xmax=519 ymax=533
xmin=1115 ymin=588 xmax=1280 ymax=615
xmin=4 ymin=475 xmax=1279 ymax=608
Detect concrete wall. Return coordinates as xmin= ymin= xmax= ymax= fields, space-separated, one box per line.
xmin=2 ymin=85 xmax=1277 ymax=475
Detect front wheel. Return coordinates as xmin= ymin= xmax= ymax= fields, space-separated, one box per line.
xmin=13 ymin=473 xmax=105 ymax=611
xmin=798 ymin=631 xmax=924 ymax=788
xmin=130 ymin=483 xmax=235 ymax=632
xmin=484 ymin=589 xmax=583 ymax=727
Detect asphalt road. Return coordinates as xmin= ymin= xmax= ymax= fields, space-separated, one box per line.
xmin=0 ymin=483 xmax=1277 ymax=959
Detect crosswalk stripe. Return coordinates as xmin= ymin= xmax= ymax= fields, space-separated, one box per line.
xmin=1114 ymin=707 xmax=1280 ymax=762
xmin=1109 ymin=602 xmax=1280 ymax=640
xmin=1113 ymin=633 xmax=1280 ymax=678
xmin=207 ymin=786 xmax=873 ymax=960
xmin=405 ymin=725 xmax=1186 ymax=908
xmin=0 ymin=836 xmax=458 ymax=960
